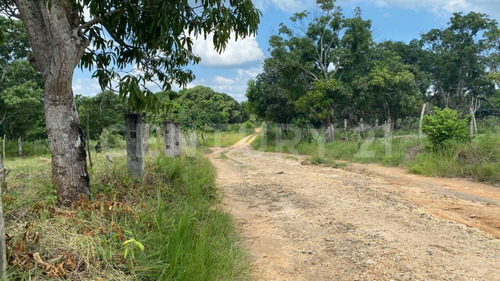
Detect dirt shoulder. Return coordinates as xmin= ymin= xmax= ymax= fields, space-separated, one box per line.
xmin=209 ymin=135 xmax=500 ymax=281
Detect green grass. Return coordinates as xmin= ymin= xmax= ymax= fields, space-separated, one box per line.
xmin=251 ymin=129 xmax=500 ymax=185
xmin=308 ymin=155 xmax=347 ymax=168
xmin=217 ymin=152 xmax=230 ymax=160
xmin=202 ymin=129 xmax=254 ymax=148
xmin=408 ymin=134 xmax=500 ymax=183
xmin=3 ymin=149 xmax=251 ymax=280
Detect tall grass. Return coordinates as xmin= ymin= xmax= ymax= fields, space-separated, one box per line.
xmin=409 ymin=133 xmax=500 ymax=183
xmin=4 ymin=150 xmax=251 ymax=280
xmin=251 ymin=126 xmax=500 ymax=185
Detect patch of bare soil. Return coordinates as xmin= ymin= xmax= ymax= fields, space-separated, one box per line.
xmin=209 ymin=135 xmax=500 ymax=281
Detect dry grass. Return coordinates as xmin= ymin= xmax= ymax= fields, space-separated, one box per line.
xmin=3 ymin=148 xmax=251 ymax=280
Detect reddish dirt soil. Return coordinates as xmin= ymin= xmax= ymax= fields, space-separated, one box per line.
xmin=209 ymin=134 xmax=500 ymax=281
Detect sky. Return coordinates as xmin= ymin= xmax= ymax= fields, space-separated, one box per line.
xmin=72 ymin=0 xmax=500 ymax=102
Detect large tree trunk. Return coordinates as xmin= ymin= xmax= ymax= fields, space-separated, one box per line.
xmin=15 ymin=0 xmax=90 ymax=206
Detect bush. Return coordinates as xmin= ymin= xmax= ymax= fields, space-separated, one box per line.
xmin=422 ymin=107 xmax=471 ymax=150
xmin=99 ymin=128 xmax=124 ymax=150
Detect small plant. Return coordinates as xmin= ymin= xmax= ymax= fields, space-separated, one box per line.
xmin=123 ymin=237 xmax=145 ymax=262
xmin=422 ymin=107 xmax=471 ymax=150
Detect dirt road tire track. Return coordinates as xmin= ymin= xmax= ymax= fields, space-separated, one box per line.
xmin=209 ymin=134 xmax=500 ymax=281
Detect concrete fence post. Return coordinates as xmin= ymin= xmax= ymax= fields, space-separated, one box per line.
xmin=163 ymin=121 xmax=182 ymax=157
xmin=125 ymin=113 xmax=144 ymax=180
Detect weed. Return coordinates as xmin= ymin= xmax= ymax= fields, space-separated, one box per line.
xmin=4 ymin=149 xmax=252 ymax=280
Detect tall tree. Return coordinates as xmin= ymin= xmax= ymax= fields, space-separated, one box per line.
xmin=1 ymin=0 xmax=260 ymax=206
xmin=366 ymin=52 xmax=420 ymax=123
xmin=0 ymin=17 xmax=36 ymax=128
xmin=0 ymin=81 xmax=44 ymax=141
xmin=422 ymin=12 xmax=498 ymax=111
xmin=246 ymin=67 xmax=297 ymax=127
xmin=75 ymin=91 xmax=127 ymax=139
xmin=267 ymin=0 xmax=347 ymax=141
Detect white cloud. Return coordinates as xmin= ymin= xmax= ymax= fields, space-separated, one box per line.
xmin=213 ymin=76 xmax=235 ymax=85
xmin=72 ymin=77 xmax=102 ymax=97
xmin=192 ymin=33 xmax=264 ymax=67
xmin=254 ymin=0 xmax=317 ymax=12
xmin=201 ymin=66 xmax=263 ymax=101
xmin=259 ymin=0 xmax=500 ymax=19
xmin=359 ymin=0 xmax=500 ymax=19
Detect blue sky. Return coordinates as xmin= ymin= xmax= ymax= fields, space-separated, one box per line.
xmin=72 ymin=0 xmax=500 ymax=101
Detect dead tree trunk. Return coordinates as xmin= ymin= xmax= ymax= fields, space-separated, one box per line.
xmin=276 ymin=124 xmax=283 ymax=142
xmin=418 ymin=103 xmax=427 ymax=140
xmin=360 ymin=118 xmax=365 ymax=139
xmin=469 ymin=97 xmax=481 ymax=136
xmin=16 ymin=0 xmax=90 ymax=206
xmin=385 ymin=118 xmax=392 ymax=143
xmin=344 ymin=119 xmax=348 ymax=142
xmin=125 ymin=114 xmax=144 ymax=180
xmin=18 ymin=137 xmax=22 ymax=157
xmin=325 ymin=123 xmax=334 ymax=143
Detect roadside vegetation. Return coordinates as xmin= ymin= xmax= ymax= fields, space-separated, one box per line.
xmin=202 ymin=122 xmax=256 ymax=148
xmin=251 ymin=117 xmax=500 ymax=185
xmin=3 ymin=148 xmax=251 ymax=280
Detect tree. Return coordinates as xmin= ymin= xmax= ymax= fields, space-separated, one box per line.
xmin=174 ymin=86 xmax=247 ymax=128
xmin=1 ymin=0 xmax=260 ymax=206
xmin=0 ymin=17 xmax=37 ymax=128
xmin=367 ymin=52 xmax=420 ymax=123
xmin=246 ymin=67 xmax=298 ymax=128
xmin=0 ymin=59 xmax=44 ymax=136
xmin=266 ymin=0 xmax=346 ymax=141
xmin=265 ymin=0 xmax=374 ymax=141
xmin=376 ymin=40 xmax=433 ymax=102
xmin=75 ymin=91 xmax=127 ymax=140
xmin=0 ymin=81 xmax=44 ymax=142
xmin=422 ymin=12 xmax=498 ymax=111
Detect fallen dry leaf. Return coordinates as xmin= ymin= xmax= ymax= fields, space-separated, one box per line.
xmin=14 ymin=240 xmax=25 ymax=252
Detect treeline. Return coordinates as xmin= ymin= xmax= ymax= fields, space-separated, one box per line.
xmin=0 ymin=17 xmax=248 ymax=149
xmin=246 ymin=0 xmax=500 ymax=141
xmin=75 ymin=86 xmax=248 ymax=142
xmin=0 ymin=17 xmax=45 ymax=143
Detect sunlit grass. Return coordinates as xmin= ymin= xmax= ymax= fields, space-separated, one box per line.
xmin=251 ymin=128 xmax=500 ymax=185
xmin=3 ymin=147 xmax=252 ymax=280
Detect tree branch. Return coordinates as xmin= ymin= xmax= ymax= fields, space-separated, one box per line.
xmin=78 ymin=8 xmax=124 ymax=31
xmin=0 ymin=111 xmax=6 ymax=125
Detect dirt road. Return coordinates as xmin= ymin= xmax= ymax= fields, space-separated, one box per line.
xmin=209 ymin=134 xmax=500 ymax=281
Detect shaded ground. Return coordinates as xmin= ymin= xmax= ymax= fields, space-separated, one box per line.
xmin=209 ymin=134 xmax=500 ymax=281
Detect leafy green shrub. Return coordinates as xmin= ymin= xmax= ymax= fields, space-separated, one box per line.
xmin=99 ymin=128 xmax=124 ymax=150
xmin=422 ymin=107 xmax=471 ymax=150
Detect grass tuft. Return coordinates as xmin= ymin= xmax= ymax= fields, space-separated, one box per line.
xmin=4 ymin=149 xmax=251 ymax=280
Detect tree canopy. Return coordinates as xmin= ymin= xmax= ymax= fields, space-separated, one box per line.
xmin=0 ymin=0 xmax=261 ymax=205
xmin=146 ymin=86 xmax=248 ymax=129
xmin=247 ymin=0 xmax=500 ymax=139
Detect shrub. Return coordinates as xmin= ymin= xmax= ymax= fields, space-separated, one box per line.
xmin=422 ymin=107 xmax=471 ymax=150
